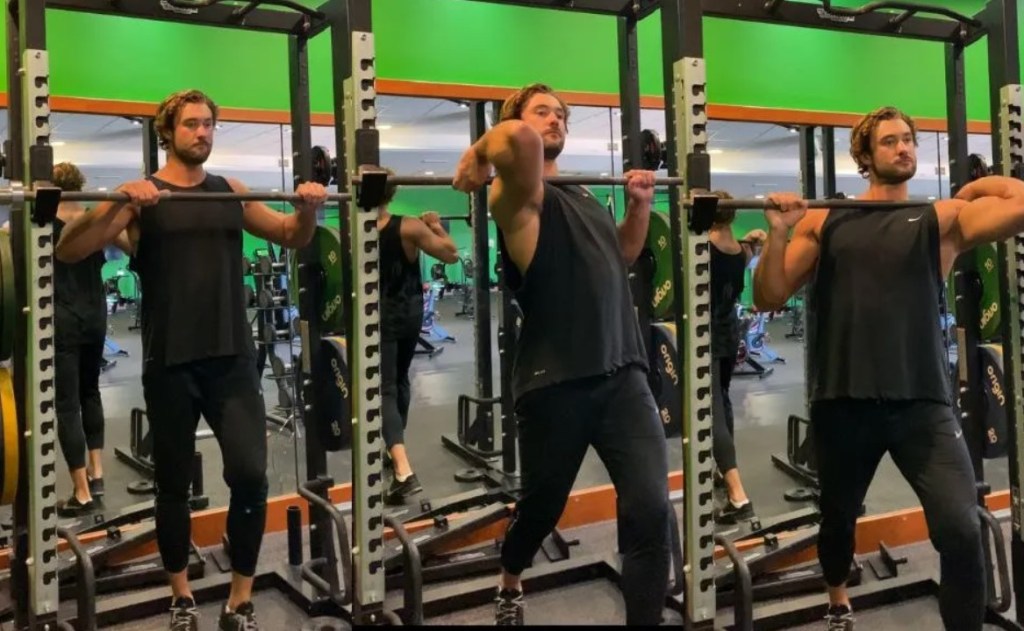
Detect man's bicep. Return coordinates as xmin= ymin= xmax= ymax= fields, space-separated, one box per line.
xmin=488 ymin=178 xmax=541 ymax=234
xmin=784 ymin=221 xmax=820 ymax=292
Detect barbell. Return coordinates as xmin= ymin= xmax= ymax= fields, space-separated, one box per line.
xmin=346 ymin=173 xmax=924 ymax=211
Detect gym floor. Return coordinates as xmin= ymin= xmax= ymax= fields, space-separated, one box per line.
xmin=1 ymin=287 xmax=1012 ymax=627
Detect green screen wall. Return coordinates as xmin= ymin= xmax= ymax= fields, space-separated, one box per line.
xmin=11 ymin=1 xmax=1010 ymax=124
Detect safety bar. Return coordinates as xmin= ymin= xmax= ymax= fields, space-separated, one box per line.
xmin=714 ymin=533 xmax=753 ymax=631
xmin=57 ymin=526 xmax=97 ymax=631
xmin=298 ymin=479 xmax=353 ymax=605
xmin=978 ymin=506 xmax=1012 ymax=613
xmin=384 ymin=515 xmax=425 ymax=625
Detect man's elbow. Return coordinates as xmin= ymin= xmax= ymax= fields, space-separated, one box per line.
xmin=441 ymin=248 xmax=459 ymax=265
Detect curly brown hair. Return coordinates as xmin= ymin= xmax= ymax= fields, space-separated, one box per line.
xmin=154 ymin=89 xmax=219 ymax=150
xmin=849 ymin=106 xmax=918 ymax=178
xmin=52 ymin=162 xmax=85 ymax=192
xmin=711 ymin=190 xmax=736 ymax=225
xmin=499 ymin=83 xmax=571 ymax=128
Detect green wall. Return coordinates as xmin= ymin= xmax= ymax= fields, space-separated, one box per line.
xmin=21 ymin=1 xmax=1013 ymax=123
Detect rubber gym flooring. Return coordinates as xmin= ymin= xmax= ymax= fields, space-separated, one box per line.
xmin=0 ymin=289 xmax=1013 ymax=627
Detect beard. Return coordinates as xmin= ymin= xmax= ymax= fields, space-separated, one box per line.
xmin=543 ymin=137 xmax=564 ymax=161
xmin=173 ymin=140 xmax=211 ymax=166
xmin=872 ymin=160 xmax=916 ymax=185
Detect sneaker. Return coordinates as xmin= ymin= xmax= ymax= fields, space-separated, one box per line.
xmin=825 ymin=604 xmax=854 ymax=630
xmin=384 ymin=473 xmax=423 ymax=505
xmin=219 ymin=601 xmax=259 ymax=630
xmin=169 ymin=597 xmax=199 ymax=631
xmin=88 ymin=477 xmax=105 ymax=498
xmin=56 ymin=495 xmax=94 ymax=518
xmin=715 ymin=499 xmax=755 ymax=524
xmin=495 ymin=587 xmax=524 ymax=626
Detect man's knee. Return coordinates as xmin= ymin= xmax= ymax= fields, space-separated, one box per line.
xmin=620 ymin=495 xmax=671 ymax=551
xmin=931 ymin=505 xmax=982 ymax=559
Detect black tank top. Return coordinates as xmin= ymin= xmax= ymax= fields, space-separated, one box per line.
xmin=379 ymin=215 xmax=424 ymax=341
xmin=807 ymin=204 xmax=951 ymax=404
xmin=133 ymin=174 xmax=252 ymax=369
xmin=710 ymin=243 xmax=747 ymax=359
xmin=500 ymin=183 xmax=647 ymax=399
xmin=53 ymin=216 xmax=107 ymax=344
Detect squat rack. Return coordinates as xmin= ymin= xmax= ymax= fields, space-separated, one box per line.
xmin=4 ymin=0 xmax=374 ymax=628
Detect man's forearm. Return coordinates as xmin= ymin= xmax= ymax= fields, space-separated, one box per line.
xmin=618 ymin=200 xmax=651 ymax=265
xmin=753 ymin=229 xmax=789 ymax=311
xmin=55 ymin=202 xmax=125 ymax=263
xmin=284 ymin=208 xmax=318 ymax=248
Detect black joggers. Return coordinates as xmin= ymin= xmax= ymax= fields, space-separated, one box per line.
xmin=501 ymin=366 xmax=671 ymax=625
xmin=381 ymin=336 xmax=418 ymax=449
xmin=142 ymin=354 xmax=269 ymax=577
xmin=54 ymin=336 xmax=106 ymax=472
xmin=811 ymin=399 xmax=985 ymax=631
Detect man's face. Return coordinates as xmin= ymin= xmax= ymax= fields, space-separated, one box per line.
xmin=520 ymin=93 xmax=567 ymax=161
xmin=171 ymin=102 xmax=215 ymax=166
xmin=866 ymin=118 xmax=917 ymax=184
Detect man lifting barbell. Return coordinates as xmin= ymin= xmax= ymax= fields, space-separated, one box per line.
xmin=375 ymin=170 xmax=459 ymax=505
xmin=55 ymin=88 xmax=328 ymax=631
xmin=454 ymin=83 xmax=671 ymax=627
xmin=755 ymin=105 xmax=1024 ymax=631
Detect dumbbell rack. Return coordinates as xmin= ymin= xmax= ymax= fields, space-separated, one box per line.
xmin=244 ymin=249 xmax=299 ymax=433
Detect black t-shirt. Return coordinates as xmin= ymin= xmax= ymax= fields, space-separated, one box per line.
xmin=132 ymin=174 xmax=253 ymax=370
xmin=807 ymin=204 xmax=951 ymax=404
xmin=379 ymin=215 xmax=424 ymax=341
xmin=53 ymin=216 xmax=107 ymax=346
xmin=499 ymin=183 xmax=647 ymax=399
xmin=710 ymin=243 xmax=747 ymax=359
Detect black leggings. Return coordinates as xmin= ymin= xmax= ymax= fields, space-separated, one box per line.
xmin=712 ymin=356 xmax=738 ymax=472
xmin=501 ymin=366 xmax=671 ymax=625
xmin=381 ymin=336 xmax=417 ymax=449
xmin=142 ymin=354 xmax=269 ymax=576
xmin=55 ymin=336 xmax=106 ymax=472
xmin=811 ymin=399 xmax=984 ymax=631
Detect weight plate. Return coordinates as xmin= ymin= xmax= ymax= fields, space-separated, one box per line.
xmin=648 ymin=212 xmax=674 ymax=321
xmin=0 ymin=368 xmax=18 ymax=505
xmin=316 ymin=336 xmax=351 ymax=451
xmin=0 ymin=233 xmax=13 ymax=361
xmin=980 ymin=343 xmax=1008 ymax=459
xmin=977 ymin=244 xmax=1000 ymax=341
xmin=651 ymin=322 xmax=682 ymax=438
xmin=290 ymin=226 xmax=345 ymax=335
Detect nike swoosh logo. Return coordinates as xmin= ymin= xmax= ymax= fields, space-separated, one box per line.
xmin=955 ymin=430 xmax=963 ymax=439
xmin=908 ymin=215 xmax=923 ymax=222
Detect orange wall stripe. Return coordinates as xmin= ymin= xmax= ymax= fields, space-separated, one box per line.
xmin=0 ymin=87 xmax=991 ymax=135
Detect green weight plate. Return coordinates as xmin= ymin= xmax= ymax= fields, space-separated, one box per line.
xmin=651 ymin=322 xmax=682 ymax=438
xmin=977 ymin=244 xmax=1000 ymax=341
xmin=648 ymin=212 xmax=674 ymax=320
xmin=980 ymin=344 xmax=1008 ymax=459
xmin=0 ymin=234 xmax=13 ymax=362
xmin=316 ymin=336 xmax=351 ymax=451
xmin=290 ymin=225 xmax=345 ymax=335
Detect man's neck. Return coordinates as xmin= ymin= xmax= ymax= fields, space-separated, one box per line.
xmin=156 ymin=156 xmax=206 ymax=187
xmin=862 ymin=180 xmax=909 ymax=202
xmin=543 ymin=159 xmax=558 ymax=178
